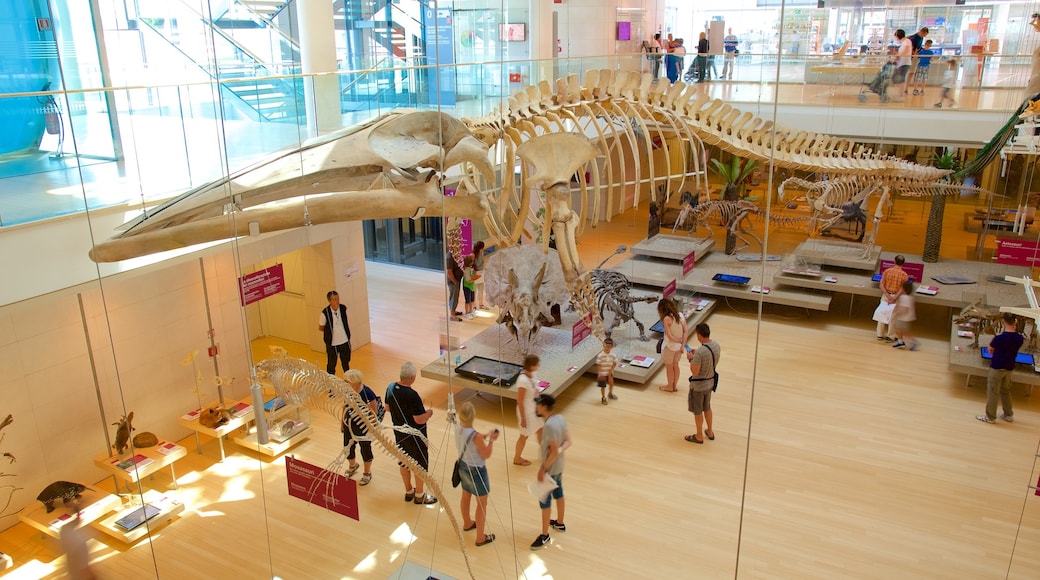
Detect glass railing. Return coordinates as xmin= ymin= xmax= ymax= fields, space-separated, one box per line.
xmin=0 ymin=52 xmax=1031 ymax=227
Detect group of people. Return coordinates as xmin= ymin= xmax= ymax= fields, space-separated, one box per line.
xmin=337 ymin=357 xmax=572 ymax=550
xmin=888 ymin=26 xmax=958 ymax=108
xmin=652 ymin=28 xmax=740 ymax=84
xmin=653 ymin=297 xmax=721 ymax=443
xmin=870 ymin=256 xmax=1026 ymax=423
xmin=447 ymin=241 xmax=488 ymax=322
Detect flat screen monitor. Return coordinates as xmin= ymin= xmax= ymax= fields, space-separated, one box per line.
xmin=712 ymin=273 xmax=751 ymax=286
xmin=455 ymin=356 xmax=524 ymax=386
xmin=980 ymin=349 xmax=1035 ymax=366
xmin=871 ymin=273 xmax=883 ymax=282
xmin=499 ymin=23 xmax=526 ymax=42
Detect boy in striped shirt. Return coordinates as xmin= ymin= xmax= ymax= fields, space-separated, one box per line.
xmin=597 ymin=338 xmax=618 ymax=405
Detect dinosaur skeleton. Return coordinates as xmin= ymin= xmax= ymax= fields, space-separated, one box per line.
xmin=777 ymin=176 xmax=990 ymax=258
xmin=256 ymin=355 xmax=477 ymax=580
xmin=671 ymin=199 xmax=813 ymax=254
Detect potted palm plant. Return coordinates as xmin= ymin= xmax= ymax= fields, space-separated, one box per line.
xmin=710 ymin=155 xmax=758 ymax=253
xmin=922 ymin=148 xmax=959 ymax=263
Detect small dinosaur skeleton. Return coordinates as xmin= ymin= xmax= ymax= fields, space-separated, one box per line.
xmin=672 ymin=199 xmax=812 ymax=254
xmin=589 ymin=247 xmax=657 ymax=340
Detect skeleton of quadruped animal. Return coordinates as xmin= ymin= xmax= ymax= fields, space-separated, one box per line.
xmin=590 ymin=246 xmax=658 ymax=340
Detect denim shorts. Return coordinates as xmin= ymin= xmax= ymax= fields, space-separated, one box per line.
xmin=460 ymin=462 xmax=490 ymax=497
xmin=538 ymin=474 xmax=564 ymax=509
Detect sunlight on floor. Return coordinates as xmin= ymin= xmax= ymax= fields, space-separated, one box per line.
xmin=389 ymin=522 xmax=417 ymax=546
xmin=351 ymin=549 xmax=379 ymax=574
xmin=3 ymin=559 xmax=55 ymax=579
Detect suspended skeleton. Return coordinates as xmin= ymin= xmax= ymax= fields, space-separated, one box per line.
xmin=256 ymin=355 xmax=479 ymax=580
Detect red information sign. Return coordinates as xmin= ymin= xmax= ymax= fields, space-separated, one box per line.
xmin=239 ymin=263 xmax=286 ymax=306
xmin=662 ymin=279 xmax=677 ymax=299
xmin=572 ymin=315 xmax=592 ymax=348
xmin=878 ymin=259 xmax=924 ymax=285
xmin=682 ymin=251 xmax=697 ymax=277
xmin=286 ymin=456 xmax=359 ymax=520
xmin=995 ymin=238 xmax=1040 ymax=267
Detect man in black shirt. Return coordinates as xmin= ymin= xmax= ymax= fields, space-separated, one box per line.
xmin=386 ymin=362 xmax=438 ymax=504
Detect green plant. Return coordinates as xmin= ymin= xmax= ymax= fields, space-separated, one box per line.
xmin=710 ymin=156 xmax=758 ymax=201
xmin=933 ymin=148 xmax=960 ymax=172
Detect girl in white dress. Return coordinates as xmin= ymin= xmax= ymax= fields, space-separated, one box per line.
xmin=513 ymin=355 xmax=544 ymax=465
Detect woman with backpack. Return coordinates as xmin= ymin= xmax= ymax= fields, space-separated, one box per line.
xmin=343 ymin=369 xmax=379 ymax=485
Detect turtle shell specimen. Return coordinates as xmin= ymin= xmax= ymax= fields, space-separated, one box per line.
xmin=37 ymin=481 xmax=86 ymax=513
xmin=132 ymin=432 xmax=159 ymax=447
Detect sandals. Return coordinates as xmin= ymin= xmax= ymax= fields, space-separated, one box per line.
xmin=513 ymin=458 xmax=532 ymax=466
xmin=476 ymin=534 xmax=496 ymax=547
xmin=413 ymin=494 xmax=439 ymax=505
xmin=659 ymin=386 xmax=678 ymax=392
xmin=608 ymin=393 xmax=618 ymax=400
xmin=684 ymin=434 xmax=704 ymax=444
xmin=464 ymin=522 xmax=477 ymax=532
xmin=705 ymin=430 xmax=715 ymax=441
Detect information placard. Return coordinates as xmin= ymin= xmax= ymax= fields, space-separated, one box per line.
xmin=995 ymin=238 xmax=1040 ymax=267
xmin=682 ymin=251 xmax=697 ymax=276
xmin=663 ymin=279 xmax=677 ymax=299
xmin=572 ymin=315 xmax=592 ymax=348
xmin=239 ymin=264 xmax=286 ymax=306
xmin=286 ymin=456 xmax=358 ymax=520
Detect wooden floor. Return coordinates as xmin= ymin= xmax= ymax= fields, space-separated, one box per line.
xmin=3 ymin=196 xmax=1040 ymax=579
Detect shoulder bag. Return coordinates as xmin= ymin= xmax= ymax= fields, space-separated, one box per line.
xmin=452 ymin=430 xmax=476 ymax=488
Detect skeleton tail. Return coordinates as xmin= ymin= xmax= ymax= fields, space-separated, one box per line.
xmin=257 ymin=357 xmax=475 ymax=580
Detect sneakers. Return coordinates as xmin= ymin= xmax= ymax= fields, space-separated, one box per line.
xmin=550 ymin=519 xmax=567 ymax=532
xmin=884 ymin=337 xmax=895 ymax=343
xmin=908 ymin=341 xmax=919 ymax=352
xmin=463 ymin=313 xmax=474 ymax=320
xmin=1000 ymin=413 xmax=1014 ymax=423
xmin=934 ymin=103 xmax=942 ymax=108
xmin=892 ymin=342 xmax=906 ymax=349
xmin=414 ymin=494 xmax=438 ymax=505
xmin=876 ymin=336 xmax=885 ymax=341
xmin=404 ymin=489 xmax=415 ymax=502
xmin=360 ymin=473 xmax=372 ymax=486
xmin=530 ymin=534 xmax=551 ymax=550
xmin=608 ymin=393 xmax=618 ymax=400
xmin=601 ymin=396 xmax=607 ymax=405
xmin=346 ymin=463 xmax=360 ymax=478
xmin=976 ymin=415 xmax=996 ymax=424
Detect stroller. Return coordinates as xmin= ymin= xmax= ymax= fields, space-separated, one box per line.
xmin=859 ymin=60 xmax=894 ymax=103
xmin=683 ymin=59 xmax=697 ymax=83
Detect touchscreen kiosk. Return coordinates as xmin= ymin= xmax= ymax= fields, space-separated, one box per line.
xmin=114 ymin=504 xmax=162 ymax=531
xmin=455 ymin=356 xmax=524 ymax=386
xmin=980 ymin=349 xmax=1035 ymax=366
xmin=712 ymin=273 xmax=751 ymax=286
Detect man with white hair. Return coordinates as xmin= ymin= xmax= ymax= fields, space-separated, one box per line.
xmin=386 ymin=362 xmax=437 ymax=504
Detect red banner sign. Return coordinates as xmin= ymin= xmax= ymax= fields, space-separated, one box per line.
xmin=572 ymin=315 xmax=592 ymax=348
xmin=663 ymin=279 xmax=677 ymax=299
xmin=239 ymin=263 xmax=286 ymax=306
xmin=995 ymin=238 xmax=1040 ymax=267
xmin=286 ymin=456 xmax=358 ymax=520
xmin=682 ymin=251 xmax=697 ymax=277
xmin=879 ymin=260 xmax=924 ymax=285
